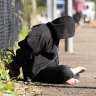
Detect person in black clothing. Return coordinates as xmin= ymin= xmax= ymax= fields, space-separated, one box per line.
xmin=9 ymin=16 xmax=86 ymax=85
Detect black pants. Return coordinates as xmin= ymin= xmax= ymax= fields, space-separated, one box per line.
xmin=32 ymin=65 xmax=75 ymax=84
xmin=14 ymin=46 xmax=79 ymax=84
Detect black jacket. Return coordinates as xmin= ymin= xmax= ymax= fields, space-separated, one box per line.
xmin=16 ymin=16 xmax=75 ymax=79
xmin=28 ymin=24 xmax=59 ymax=77
xmin=17 ymin=24 xmax=59 ymax=79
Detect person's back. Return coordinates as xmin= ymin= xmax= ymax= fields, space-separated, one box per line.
xmin=27 ymin=24 xmax=59 ymax=75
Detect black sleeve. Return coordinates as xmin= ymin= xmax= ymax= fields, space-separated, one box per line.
xmin=27 ymin=35 xmax=46 ymax=55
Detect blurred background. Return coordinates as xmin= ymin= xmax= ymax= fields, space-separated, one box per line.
xmin=0 ymin=1 xmax=96 ymax=95
xmin=0 ymin=0 xmax=96 ymax=51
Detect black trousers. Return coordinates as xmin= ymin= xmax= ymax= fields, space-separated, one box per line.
xmin=32 ymin=65 xmax=74 ymax=84
xmin=14 ymin=47 xmax=79 ymax=84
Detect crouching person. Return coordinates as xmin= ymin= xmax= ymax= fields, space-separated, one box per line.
xmin=8 ymin=16 xmax=86 ymax=85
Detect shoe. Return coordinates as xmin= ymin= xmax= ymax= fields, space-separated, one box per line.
xmin=8 ymin=61 xmax=20 ymax=79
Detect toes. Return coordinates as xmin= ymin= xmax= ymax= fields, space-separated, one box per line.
xmin=75 ymin=79 xmax=79 ymax=84
xmin=78 ymin=67 xmax=86 ymax=73
xmin=64 ymin=78 xmax=79 ymax=85
xmin=71 ymin=67 xmax=86 ymax=75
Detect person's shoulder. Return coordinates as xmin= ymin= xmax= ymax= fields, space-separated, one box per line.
xmin=29 ymin=24 xmax=50 ymax=38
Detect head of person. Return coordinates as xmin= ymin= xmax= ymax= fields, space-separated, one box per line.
xmin=47 ymin=16 xmax=75 ymax=39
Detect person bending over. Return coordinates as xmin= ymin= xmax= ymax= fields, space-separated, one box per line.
xmin=9 ymin=16 xmax=86 ymax=85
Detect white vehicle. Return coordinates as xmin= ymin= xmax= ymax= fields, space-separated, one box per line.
xmin=56 ymin=0 xmax=65 ymax=17
xmin=82 ymin=1 xmax=96 ymax=23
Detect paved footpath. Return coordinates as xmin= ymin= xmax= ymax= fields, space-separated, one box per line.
xmin=37 ymin=25 xmax=96 ymax=96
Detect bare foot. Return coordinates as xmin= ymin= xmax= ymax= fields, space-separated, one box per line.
xmin=70 ymin=66 xmax=86 ymax=75
xmin=64 ymin=78 xmax=79 ymax=85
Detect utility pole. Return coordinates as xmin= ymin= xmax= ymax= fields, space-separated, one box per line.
xmin=65 ymin=0 xmax=73 ymax=53
xmin=47 ymin=0 xmax=74 ymax=53
xmin=47 ymin=0 xmax=57 ymax=21
xmin=47 ymin=0 xmax=53 ymax=21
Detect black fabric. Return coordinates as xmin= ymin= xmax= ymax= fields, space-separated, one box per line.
xmin=47 ymin=16 xmax=75 ymax=39
xmin=27 ymin=24 xmax=58 ymax=77
xmin=14 ymin=36 xmax=32 ymax=66
xmin=32 ymin=65 xmax=74 ymax=84
xmin=12 ymin=16 xmax=75 ymax=82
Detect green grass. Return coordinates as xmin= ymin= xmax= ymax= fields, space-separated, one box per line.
xmin=19 ymin=22 xmax=29 ymax=41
